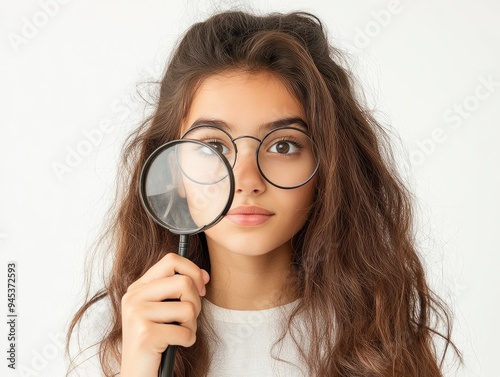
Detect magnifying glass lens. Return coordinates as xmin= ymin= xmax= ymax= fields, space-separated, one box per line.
xmin=177 ymin=142 xmax=229 ymax=184
xmin=140 ymin=140 xmax=234 ymax=234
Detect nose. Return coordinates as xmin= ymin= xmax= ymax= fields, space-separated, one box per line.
xmin=232 ymin=138 xmax=266 ymax=195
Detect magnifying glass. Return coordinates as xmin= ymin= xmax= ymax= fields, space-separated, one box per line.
xmin=139 ymin=139 xmax=234 ymax=377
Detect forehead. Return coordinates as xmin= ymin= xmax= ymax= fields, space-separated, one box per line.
xmin=181 ymin=70 xmax=306 ymax=136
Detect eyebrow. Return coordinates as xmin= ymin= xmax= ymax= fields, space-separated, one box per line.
xmin=187 ymin=117 xmax=308 ymax=134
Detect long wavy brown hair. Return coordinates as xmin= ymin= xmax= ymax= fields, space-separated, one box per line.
xmin=67 ymin=10 xmax=461 ymax=376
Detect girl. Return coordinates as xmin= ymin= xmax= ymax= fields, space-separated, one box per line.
xmin=67 ymin=10 xmax=460 ymax=377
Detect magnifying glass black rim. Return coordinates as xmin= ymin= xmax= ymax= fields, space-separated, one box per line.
xmin=139 ymin=139 xmax=235 ymax=235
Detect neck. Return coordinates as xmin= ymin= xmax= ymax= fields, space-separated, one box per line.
xmin=205 ymin=243 xmax=298 ymax=310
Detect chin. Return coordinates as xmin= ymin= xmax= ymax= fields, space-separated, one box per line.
xmin=207 ymin=232 xmax=293 ymax=257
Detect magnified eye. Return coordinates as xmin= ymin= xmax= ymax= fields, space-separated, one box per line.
xmin=183 ymin=126 xmax=233 ymax=156
xmin=268 ymin=140 xmax=299 ymax=155
xmin=197 ymin=140 xmax=231 ymax=157
xmin=206 ymin=141 xmax=230 ymax=155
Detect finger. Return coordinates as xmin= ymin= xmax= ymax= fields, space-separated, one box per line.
xmin=130 ymin=253 xmax=208 ymax=296
xmin=126 ymin=275 xmax=201 ymax=304
xmin=132 ymin=301 xmax=199 ymax=330
xmin=201 ymin=269 xmax=210 ymax=285
xmin=161 ymin=322 xmax=197 ymax=347
xmin=124 ymin=321 xmax=197 ymax=351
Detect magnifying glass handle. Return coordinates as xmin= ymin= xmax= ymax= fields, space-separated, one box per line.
xmin=158 ymin=235 xmax=190 ymax=377
xmin=158 ymin=346 xmax=176 ymax=377
xmin=178 ymin=234 xmax=190 ymax=258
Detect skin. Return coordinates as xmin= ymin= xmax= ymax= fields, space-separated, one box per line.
xmin=120 ymin=70 xmax=316 ymax=376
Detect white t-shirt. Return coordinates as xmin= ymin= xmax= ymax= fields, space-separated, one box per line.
xmin=203 ymin=298 xmax=308 ymax=377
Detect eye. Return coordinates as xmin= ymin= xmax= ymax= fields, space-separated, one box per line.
xmin=207 ymin=141 xmax=230 ymax=155
xmin=268 ymin=140 xmax=298 ymax=155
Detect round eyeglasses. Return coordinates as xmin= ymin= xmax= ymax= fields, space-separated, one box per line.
xmin=181 ymin=125 xmax=320 ymax=189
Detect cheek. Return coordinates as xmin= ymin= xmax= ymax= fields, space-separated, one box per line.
xmin=290 ymin=183 xmax=316 ymax=212
xmin=184 ymin=180 xmax=231 ymax=227
xmin=278 ymin=189 xmax=315 ymax=227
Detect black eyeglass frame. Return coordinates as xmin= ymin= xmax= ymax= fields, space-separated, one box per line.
xmin=181 ymin=125 xmax=320 ymax=190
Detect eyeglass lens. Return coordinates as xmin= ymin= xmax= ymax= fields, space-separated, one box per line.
xmin=182 ymin=126 xmax=319 ymax=189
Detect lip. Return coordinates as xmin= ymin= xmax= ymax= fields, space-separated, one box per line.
xmin=225 ymin=206 xmax=274 ymax=226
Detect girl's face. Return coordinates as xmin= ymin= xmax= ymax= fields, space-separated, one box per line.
xmin=180 ymin=70 xmax=316 ymax=257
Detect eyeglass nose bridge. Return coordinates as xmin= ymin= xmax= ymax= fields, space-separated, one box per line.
xmin=229 ymin=135 xmax=278 ymax=191
xmin=232 ymin=134 xmax=262 ymax=145
xmin=232 ymin=135 xmax=261 ymax=142
xmin=230 ymin=134 xmax=262 ymax=166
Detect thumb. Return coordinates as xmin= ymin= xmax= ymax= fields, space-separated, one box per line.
xmin=201 ymin=269 xmax=210 ymax=285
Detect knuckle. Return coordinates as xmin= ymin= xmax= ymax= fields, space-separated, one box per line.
xmin=121 ymin=291 xmax=132 ymax=309
xmin=126 ymin=280 xmax=138 ymax=292
xmin=196 ymin=267 xmax=204 ymax=280
xmin=184 ymin=301 xmax=198 ymax=319
xmin=176 ymin=274 xmax=191 ymax=286
xmin=121 ymin=301 xmax=136 ymax=320
xmin=180 ymin=328 xmax=196 ymax=347
xmin=134 ymin=320 xmax=149 ymax=337
xmin=175 ymin=274 xmax=195 ymax=292
xmin=195 ymin=269 xmax=205 ymax=285
xmin=164 ymin=252 xmax=177 ymax=264
xmin=169 ymin=323 xmax=196 ymax=347
xmin=121 ymin=292 xmax=142 ymax=319
xmin=186 ymin=333 xmax=196 ymax=347
xmin=134 ymin=322 xmax=156 ymax=345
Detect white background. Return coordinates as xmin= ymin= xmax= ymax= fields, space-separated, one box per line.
xmin=1 ymin=0 xmax=499 ymax=376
